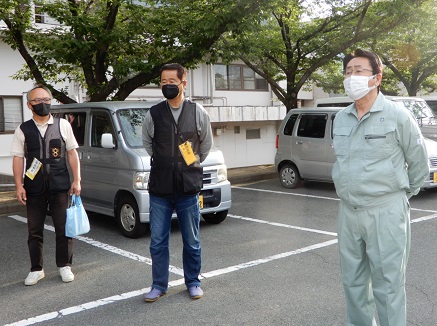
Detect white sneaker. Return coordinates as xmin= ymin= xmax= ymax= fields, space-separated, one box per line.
xmin=24 ymin=270 xmax=45 ymax=286
xmin=59 ymin=266 xmax=74 ymax=283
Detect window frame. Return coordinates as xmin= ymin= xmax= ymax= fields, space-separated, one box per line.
xmin=214 ymin=64 xmax=269 ymax=91
xmin=90 ymin=111 xmax=117 ymax=148
xmin=0 ymin=96 xmax=24 ymax=133
xmin=296 ymin=113 xmax=328 ymax=139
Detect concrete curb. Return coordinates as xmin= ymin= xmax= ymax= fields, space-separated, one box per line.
xmin=227 ymin=166 xmax=277 ymax=185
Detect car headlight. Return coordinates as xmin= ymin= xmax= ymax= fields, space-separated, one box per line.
xmin=217 ymin=165 xmax=227 ymax=182
xmin=133 ymin=172 xmax=149 ymax=190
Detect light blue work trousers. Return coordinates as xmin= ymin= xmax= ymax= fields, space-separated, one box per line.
xmin=337 ymin=195 xmax=410 ymax=326
xmin=149 ymin=194 xmax=201 ymax=293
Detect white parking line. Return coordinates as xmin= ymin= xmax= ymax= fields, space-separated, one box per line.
xmin=5 ymin=240 xmax=338 ymax=326
xmin=6 ymin=210 xmax=437 ymax=325
xmin=233 ymin=186 xmax=437 ymax=214
xmin=4 ymin=277 xmax=185 ymax=326
xmin=411 ymin=214 xmax=437 ymax=223
xmin=234 ymin=186 xmax=340 ymax=201
xmin=200 ymin=239 xmax=338 ymax=278
xmin=8 ymin=215 xmax=185 ymax=277
xmin=228 ymin=214 xmax=337 ymax=236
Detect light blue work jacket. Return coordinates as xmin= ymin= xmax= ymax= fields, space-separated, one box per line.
xmin=332 ymin=93 xmax=429 ymax=208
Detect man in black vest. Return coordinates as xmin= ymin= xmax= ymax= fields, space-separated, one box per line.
xmin=142 ymin=63 xmax=213 ymax=302
xmin=11 ymin=84 xmax=81 ymax=286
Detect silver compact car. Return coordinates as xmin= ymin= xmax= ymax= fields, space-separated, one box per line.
xmin=275 ymin=107 xmax=437 ymax=190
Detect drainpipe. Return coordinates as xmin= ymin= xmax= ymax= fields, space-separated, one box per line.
xmin=201 ymin=64 xmax=227 ymax=106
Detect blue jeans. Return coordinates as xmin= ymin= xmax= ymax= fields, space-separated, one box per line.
xmin=149 ymin=194 xmax=201 ymax=293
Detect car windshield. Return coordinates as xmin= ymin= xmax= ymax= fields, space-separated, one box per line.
xmin=395 ymin=100 xmax=434 ymax=120
xmin=117 ymin=108 xmax=149 ymax=148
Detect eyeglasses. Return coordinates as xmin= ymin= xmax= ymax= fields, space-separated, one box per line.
xmin=343 ymin=66 xmax=374 ymax=78
xmin=29 ymin=97 xmax=52 ymax=104
xmin=160 ymin=79 xmax=186 ymax=85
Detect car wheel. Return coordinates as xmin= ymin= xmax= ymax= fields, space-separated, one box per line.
xmin=116 ymin=195 xmax=147 ymax=238
xmin=202 ymin=210 xmax=228 ymax=224
xmin=279 ymin=164 xmax=301 ymax=189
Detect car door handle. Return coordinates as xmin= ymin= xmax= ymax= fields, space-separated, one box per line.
xmin=296 ymin=141 xmax=303 ymax=144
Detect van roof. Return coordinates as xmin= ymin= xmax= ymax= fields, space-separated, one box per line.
xmin=420 ymin=96 xmax=437 ymax=100
xmin=287 ymin=107 xmax=342 ymax=114
xmin=315 ymin=95 xmax=427 ymax=107
xmin=51 ymin=100 xmax=161 ymax=111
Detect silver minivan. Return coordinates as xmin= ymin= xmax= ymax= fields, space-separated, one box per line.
xmin=52 ymin=101 xmax=232 ymax=238
xmin=316 ymin=96 xmax=437 ymax=141
xmin=275 ymin=107 xmax=437 ymax=190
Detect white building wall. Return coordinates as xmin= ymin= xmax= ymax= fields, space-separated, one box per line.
xmin=211 ymin=122 xmax=280 ymax=168
xmin=205 ymin=105 xmax=286 ymax=168
xmin=0 ymin=43 xmax=34 ymax=176
xmin=0 ymin=43 xmax=35 ymax=96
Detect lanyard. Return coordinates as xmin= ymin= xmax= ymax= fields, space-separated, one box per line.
xmin=167 ymin=100 xmax=186 ymax=143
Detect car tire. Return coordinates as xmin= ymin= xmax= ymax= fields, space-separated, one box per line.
xmin=202 ymin=210 xmax=228 ymax=224
xmin=279 ymin=164 xmax=301 ymax=189
xmin=116 ymin=195 xmax=147 ymax=239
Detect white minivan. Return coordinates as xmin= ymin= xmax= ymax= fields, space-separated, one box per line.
xmin=275 ymin=106 xmax=437 ymax=189
xmin=51 ymin=101 xmax=232 ymax=238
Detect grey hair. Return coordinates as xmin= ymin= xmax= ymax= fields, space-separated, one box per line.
xmin=26 ymin=84 xmax=53 ymax=101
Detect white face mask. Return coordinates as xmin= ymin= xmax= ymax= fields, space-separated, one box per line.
xmin=343 ymin=75 xmax=377 ymax=100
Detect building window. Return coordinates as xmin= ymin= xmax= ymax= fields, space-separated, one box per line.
xmin=214 ymin=64 xmax=268 ymax=91
xmin=246 ymin=128 xmax=261 ymax=139
xmin=0 ymin=97 xmax=23 ymax=132
xmin=34 ymin=3 xmax=46 ymax=23
xmin=34 ymin=3 xmax=58 ymax=25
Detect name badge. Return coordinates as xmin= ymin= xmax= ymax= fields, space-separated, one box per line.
xmin=25 ymin=158 xmax=42 ymax=180
xmin=179 ymin=141 xmax=197 ymax=166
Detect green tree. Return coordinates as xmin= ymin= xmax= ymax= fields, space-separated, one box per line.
xmin=366 ymin=0 xmax=437 ymax=96
xmin=217 ymin=0 xmax=425 ymax=111
xmin=0 ymin=0 xmax=271 ymax=102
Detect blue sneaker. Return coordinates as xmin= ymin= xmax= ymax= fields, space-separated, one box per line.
xmin=144 ymin=288 xmax=166 ymax=302
xmin=188 ymin=286 xmax=203 ymax=300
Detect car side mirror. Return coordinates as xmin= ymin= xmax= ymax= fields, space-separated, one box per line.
xmin=101 ymin=133 xmax=116 ymax=149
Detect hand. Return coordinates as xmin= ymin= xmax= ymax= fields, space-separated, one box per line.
xmin=16 ymin=185 xmax=27 ymax=205
xmin=70 ymin=181 xmax=81 ymax=196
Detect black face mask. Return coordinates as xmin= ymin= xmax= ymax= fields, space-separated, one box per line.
xmin=162 ymin=84 xmax=181 ymax=100
xmin=32 ymin=103 xmax=51 ymax=117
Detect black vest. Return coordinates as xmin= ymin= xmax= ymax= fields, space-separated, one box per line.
xmin=21 ymin=118 xmax=70 ymax=195
xmin=148 ymin=100 xmax=203 ymax=196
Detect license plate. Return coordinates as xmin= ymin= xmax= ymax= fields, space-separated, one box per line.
xmin=434 ymin=172 xmax=437 ymax=183
xmin=199 ymin=195 xmax=204 ymax=209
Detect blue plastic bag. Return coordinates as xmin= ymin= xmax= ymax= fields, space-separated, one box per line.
xmin=65 ymin=194 xmax=90 ymax=237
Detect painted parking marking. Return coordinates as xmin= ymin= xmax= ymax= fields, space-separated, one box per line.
xmin=6 ymin=211 xmax=437 ymax=325
xmin=8 ymin=215 xmax=184 ymax=277
xmin=234 ymin=186 xmax=340 ymax=201
xmin=233 ymin=186 xmax=437 ymax=214
xmin=5 ymin=240 xmax=338 ymax=326
xmin=228 ymin=213 xmax=337 ymax=236
xmin=411 ymin=213 xmax=437 ymax=223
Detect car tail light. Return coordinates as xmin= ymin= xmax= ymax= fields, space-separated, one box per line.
xmin=276 ymin=134 xmax=279 ymax=148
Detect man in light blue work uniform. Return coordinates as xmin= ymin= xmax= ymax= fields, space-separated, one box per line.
xmin=332 ymin=49 xmax=429 ymax=326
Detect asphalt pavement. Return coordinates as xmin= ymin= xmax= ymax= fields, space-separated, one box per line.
xmin=0 ymin=164 xmax=277 ymax=215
